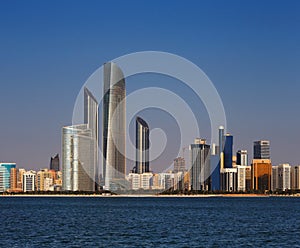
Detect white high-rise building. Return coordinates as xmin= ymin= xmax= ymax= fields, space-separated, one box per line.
xmin=236 ymin=165 xmax=249 ymax=192
xmin=221 ymin=168 xmax=237 ymax=192
xmin=23 ymin=171 xmax=36 ymax=192
xmin=272 ymin=164 xmax=291 ymax=191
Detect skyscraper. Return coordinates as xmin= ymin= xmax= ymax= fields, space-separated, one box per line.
xmin=224 ymin=133 xmax=233 ymax=168
xmin=173 ymin=157 xmax=186 ymax=173
xmin=236 ymin=150 xmax=248 ymax=166
xmin=62 ymin=87 xmax=98 ymax=192
xmin=103 ymin=62 xmax=126 ymax=190
xmin=50 ymin=154 xmax=60 ymax=171
xmin=84 ymin=87 xmax=99 ymax=185
xmin=189 ymin=138 xmax=210 ymax=191
xmin=0 ymin=163 xmax=16 ymax=192
xmin=254 ymin=140 xmax=270 ymax=159
xmin=135 ymin=117 xmax=149 ymax=174
xmin=211 ymin=142 xmax=220 ymax=191
xmin=219 ymin=126 xmax=225 ymax=170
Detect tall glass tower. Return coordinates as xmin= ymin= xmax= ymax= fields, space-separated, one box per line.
xmin=50 ymin=154 xmax=60 ymax=171
xmin=103 ymin=62 xmax=126 ymax=190
xmin=218 ymin=126 xmax=225 ymax=169
xmin=136 ymin=117 xmax=149 ymax=174
xmin=190 ymin=138 xmax=210 ymax=191
xmin=62 ymin=87 xmax=98 ymax=192
xmin=224 ymin=133 xmax=233 ymax=168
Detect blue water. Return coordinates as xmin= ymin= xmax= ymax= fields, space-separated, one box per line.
xmin=0 ymin=197 xmax=299 ymax=247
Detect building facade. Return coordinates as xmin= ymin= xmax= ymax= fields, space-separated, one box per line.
xmin=237 ymin=150 xmax=248 ymax=166
xmin=272 ymin=164 xmax=291 ymax=191
xmin=0 ymin=163 xmax=16 ymax=192
xmin=254 ymin=140 xmax=270 ymax=159
xmin=221 ymin=168 xmax=237 ymax=192
xmin=62 ymin=87 xmax=98 ymax=192
xmin=50 ymin=154 xmax=60 ymax=172
xmin=173 ymin=157 xmax=186 ymax=173
xmin=190 ymin=139 xmax=210 ymax=191
xmin=251 ymin=159 xmax=272 ymax=192
xmin=236 ymin=165 xmax=251 ymax=192
xmin=291 ymin=165 xmax=300 ymax=190
xmin=103 ymin=62 xmax=126 ymax=190
xmin=23 ymin=171 xmax=36 ymax=192
xmin=224 ymin=134 xmax=233 ymax=168
xmin=135 ymin=117 xmax=149 ymax=174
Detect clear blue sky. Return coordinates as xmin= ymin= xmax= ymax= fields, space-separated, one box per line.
xmin=0 ymin=0 xmax=299 ymax=170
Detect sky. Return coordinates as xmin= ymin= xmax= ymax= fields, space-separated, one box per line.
xmin=0 ymin=0 xmax=299 ymax=171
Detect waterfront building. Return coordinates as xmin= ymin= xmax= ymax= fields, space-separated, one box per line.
xmin=17 ymin=168 xmax=26 ymax=190
xmin=23 ymin=171 xmax=36 ymax=192
xmin=62 ymin=125 xmax=95 ymax=191
xmin=254 ymin=140 xmax=270 ymax=159
xmin=219 ymin=126 xmax=225 ymax=170
xmin=224 ymin=134 xmax=233 ymax=168
xmin=62 ymin=87 xmax=98 ymax=192
xmin=127 ymin=172 xmax=153 ymax=190
xmin=9 ymin=167 xmax=18 ymax=191
xmin=173 ymin=157 xmax=185 ymax=173
xmin=173 ymin=171 xmax=184 ymax=191
xmin=220 ymin=168 xmax=237 ymax=192
xmin=36 ymin=169 xmax=56 ymax=191
xmin=103 ymin=62 xmax=126 ymax=190
xmin=237 ymin=150 xmax=248 ymax=166
xmin=50 ymin=154 xmax=60 ymax=171
xmin=0 ymin=163 xmax=16 ymax=192
xmin=272 ymin=164 xmax=291 ymax=191
xmin=291 ymin=165 xmax=300 ymax=190
xmin=251 ymin=159 xmax=272 ymax=192
xmin=236 ymin=165 xmax=251 ymax=192
xmin=190 ymin=138 xmax=210 ymax=191
xmin=136 ymin=117 xmax=150 ymax=174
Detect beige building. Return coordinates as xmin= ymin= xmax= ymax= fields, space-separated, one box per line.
xmin=251 ymin=159 xmax=272 ymax=192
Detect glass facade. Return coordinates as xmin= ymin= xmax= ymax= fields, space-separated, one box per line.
xmin=0 ymin=163 xmax=16 ymax=192
xmin=189 ymin=140 xmax=210 ymax=191
xmin=254 ymin=140 xmax=270 ymax=159
xmin=50 ymin=154 xmax=60 ymax=171
xmin=62 ymin=87 xmax=98 ymax=192
xmin=224 ymin=134 xmax=233 ymax=168
xmin=135 ymin=117 xmax=149 ymax=174
xmin=103 ymin=62 xmax=126 ymax=190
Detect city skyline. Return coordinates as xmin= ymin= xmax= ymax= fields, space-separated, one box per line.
xmin=0 ymin=1 xmax=300 ymax=170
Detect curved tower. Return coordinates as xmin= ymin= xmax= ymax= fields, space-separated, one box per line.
xmin=103 ymin=62 xmax=126 ymax=190
xmin=136 ymin=117 xmax=150 ymax=174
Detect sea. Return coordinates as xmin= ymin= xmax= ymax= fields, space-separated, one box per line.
xmin=0 ymin=196 xmax=299 ymax=247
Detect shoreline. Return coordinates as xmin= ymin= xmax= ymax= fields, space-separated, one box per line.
xmin=1 ymin=194 xmax=299 ymax=198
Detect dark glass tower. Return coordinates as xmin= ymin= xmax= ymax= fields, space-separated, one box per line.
xmin=253 ymin=140 xmax=270 ymax=159
xmin=224 ymin=134 xmax=233 ymax=168
xmin=190 ymin=139 xmax=210 ymax=191
xmin=103 ymin=62 xmax=126 ymax=190
xmin=135 ymin=117 xmax=149 ymax=174
xmin=50 ymin=154 xmax=60 ymax=171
